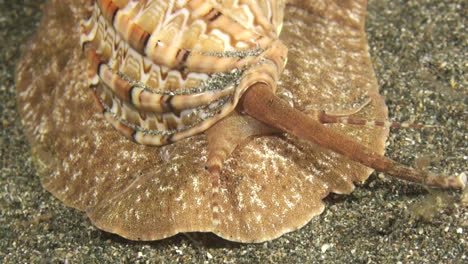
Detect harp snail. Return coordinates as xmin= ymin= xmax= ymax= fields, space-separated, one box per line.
xmin=80 ymin=0 xmax=465 ymax=192
xmin=14 ymin=0 xmax=466 ymax=243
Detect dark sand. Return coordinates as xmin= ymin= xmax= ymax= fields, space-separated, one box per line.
xmin=1 ymin=0 xmax=466 ymax=262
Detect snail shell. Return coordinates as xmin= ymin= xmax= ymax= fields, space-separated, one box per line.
xmin=80 ymin=0 xmax=288 ymax=145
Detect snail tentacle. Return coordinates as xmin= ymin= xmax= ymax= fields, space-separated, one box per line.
xmin=239 ymin=83 xmax=466 ymax=190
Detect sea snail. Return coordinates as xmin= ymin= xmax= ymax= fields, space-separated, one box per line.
xmin=16 ymin=0 xmax=466 ymax=243
xmin=81 ymin=0 xmax=464 ymax=187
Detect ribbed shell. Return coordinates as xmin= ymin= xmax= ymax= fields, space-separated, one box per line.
xmin=80 ymin=0 xmax=288 ymax=145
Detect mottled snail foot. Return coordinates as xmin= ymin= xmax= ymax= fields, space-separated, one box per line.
xmin=205 ymin=113 xmax=280 ymax=229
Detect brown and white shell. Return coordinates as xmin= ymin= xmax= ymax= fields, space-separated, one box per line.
xmin=80 ymin=0 xmax=288 ymax=145
xmin=16 ymin=0 xmax=391 ymax=242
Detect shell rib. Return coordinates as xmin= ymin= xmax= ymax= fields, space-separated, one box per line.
xmin=80 ymin=0 xmax=288 ymax=145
